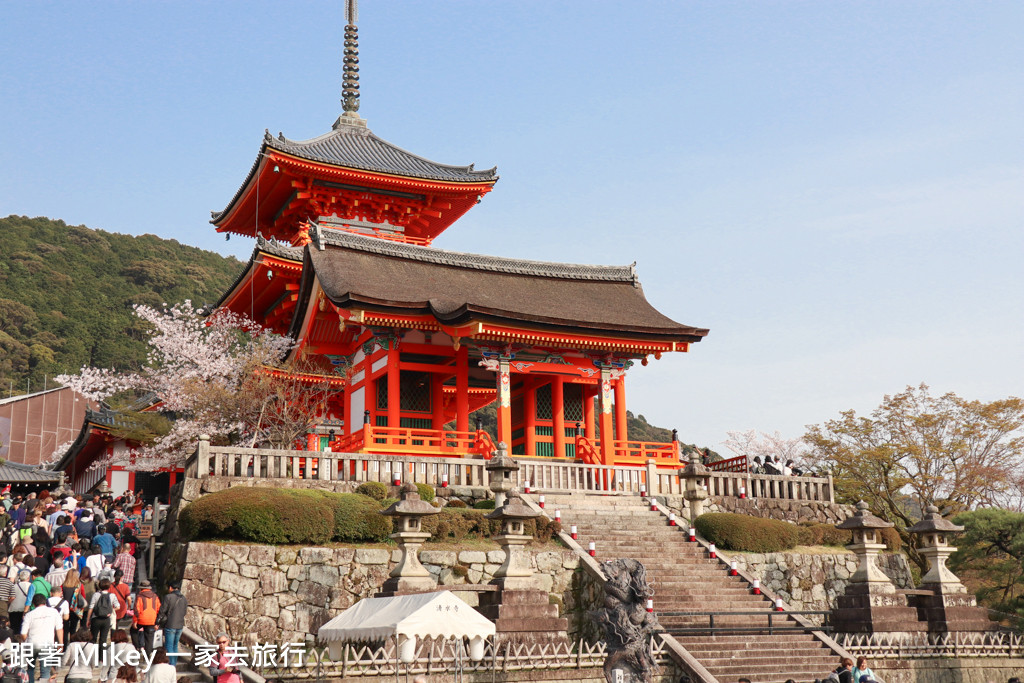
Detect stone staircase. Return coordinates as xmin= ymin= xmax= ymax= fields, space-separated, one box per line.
xmin=545 ymin=493 xmax=843 ymax=683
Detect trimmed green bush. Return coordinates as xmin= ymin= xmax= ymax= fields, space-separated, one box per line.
xmin=318 ymin=491 xmax=392 ymax=542
xmin=180 ymin=487 xmax=391 ymax=544
xmin=355 ymin=482 xmax=389 ymax=501
xmin=472 ymin=499 xmax=495 ymax=510
xmin=446 ymin=498 xmax=468 ymax=508
xmin=180 ymin=487 xmax=334 ymax=545
xmin=798 ymin=523 xmax=852 ymax=547
xmin=415 ymin=483 xmax=436 ymax=503
xmin=695 ymin=513 xmax=800 ymax=553
xmin=879 ymin=526 xmax=903 ymax=552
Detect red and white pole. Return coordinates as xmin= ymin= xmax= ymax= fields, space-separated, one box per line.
xmin=688 ymin=527 xmax=696 ymax=542
xmin=570 ymin=525 xmax=578 ymax=540
xmin=392 ymin=472 xmax=401 ymax=486
xmin=645 ymin=599 xmax=653 ymax=613
xmin=538 ymin=495 xmax=545 ymax=509
xmin=730 ymin=560 xmax=738 ymax=576
xmin=752 ymin=579 xmax=761 ymax=595
xmin=650 ymin=498 xmax=658 ymax=511
xmin=441 ymin=473 xmax=449 ymax=488
xmin=739 ymin=485 xmax=746 ymax=499
xmin=668 ymin=513 xmax=676 ymax=526
xmin=524 ymin=479 xmax=531 ymax=494
xmin=775 ymin=598 xmax=785 ymax=612
xmin=588 ymin=541 xmax=596 ymax=557
xmin=708 ymin=543 xmax=717 ymax=559
xmin=554 ymin=509 xmax=561 ymax=522
xmin=640 ymin=484 xmax=647 ymax=497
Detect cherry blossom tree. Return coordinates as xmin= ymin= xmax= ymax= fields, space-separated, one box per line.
xmin=722 ymin=429 xmax=813 ymax=470
xmin=55 ymin=301 xmax=332 ymax=469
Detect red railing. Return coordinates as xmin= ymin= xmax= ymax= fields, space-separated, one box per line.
xmin=329 ymin=425 xmax=494 ymax=458
xmin=575 ymin=435 xmax=601 ymax=465
xmin=708 ymin=454 xmax=748 ymax=473
xmin=574 ymin=435 xmax=681 ymax=468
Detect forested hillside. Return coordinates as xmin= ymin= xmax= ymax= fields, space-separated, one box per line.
xmin=0 ymin=215 xmax=242 ymax=394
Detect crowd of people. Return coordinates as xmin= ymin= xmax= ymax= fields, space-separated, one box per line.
xmin=748 ymin=455 xmax=804 ymax=476
xmin=0 ymin=487 xmax=187 ymax=683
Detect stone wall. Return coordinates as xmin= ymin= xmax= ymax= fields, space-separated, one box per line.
xmin=872 ymin=657 xmax=1024 ymax=683
xmin=660 ymin=494 xmax=854 ymax=525
xmin=181 ymin=542 xmax=583 ymax=646
xmin=730 ymin=551 xmax=914 ymax=621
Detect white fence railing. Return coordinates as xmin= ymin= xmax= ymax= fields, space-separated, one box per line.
xmin=839 ymin=631 xmax=1024 ymax=659
xmin=188 ymin=438 xmax=833 ymax=502
xmin=257 ymin=638 xmax=675 ymax=680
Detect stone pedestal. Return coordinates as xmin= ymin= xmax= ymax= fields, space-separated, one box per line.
xmin=376 ymin=482 xmax=439 ymax=597
xmin=832 ymin=501 xmax=925 ymax=633
xmin=476 ymin=589 xmax=569 ymax=646
xmin=679 ymin=450 xmax=710 ymax=520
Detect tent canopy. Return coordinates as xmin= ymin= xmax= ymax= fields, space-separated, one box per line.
xmin=318 ymin=591 xmax=496 ymax=643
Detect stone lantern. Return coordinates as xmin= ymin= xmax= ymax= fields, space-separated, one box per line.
xmin=906 ymin=505 xmax=965 ymax=593
xmin=832 ymin=501 xmax=924 ymax=633
xmin=379 ymin=482 xmax=440 ymax=594
xmin=485 ymin=490 xmax=540 ymax=590
xmin=486 ymin=442 xmax=518 ymax=509
xmin=906 ymin=505 xmax=994 ymax=632
xmin=678 ymin=449 xmax=710 ymax=520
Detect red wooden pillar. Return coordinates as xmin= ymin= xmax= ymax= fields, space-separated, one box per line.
xmin=456 ymin=346 xmax=469 ymax=433
xmin=614 ymin=376 xmax=628 ymax=443
xmin=584 ymin=385 xmax=596 ymax=441
xmin=365 ymin=359 xmax=377 ymax=428
xmin=387 ymin=348 xmax=400 ymax=431
xmin=496 ymin=359 xmax=512 ymax=448
xmin=306 ymin=433 xmax=318 ymax=451
xmin=552 ymin=376 xmax=566 ymax=458
xmin=431 ymin=374 xmax=445 ymax=430
xmin=599 ymin=368 xmax=614 ymax=465
xmin=342 ymin=385 xmax=352 ymax=436
xmin=524 ymin=379 xmax=537 ymax=456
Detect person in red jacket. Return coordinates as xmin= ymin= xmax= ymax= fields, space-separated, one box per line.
xmin=132 ymin=581 xmax=161 ymax=653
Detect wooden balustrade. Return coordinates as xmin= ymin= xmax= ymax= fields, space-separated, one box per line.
xmin=517 ymin=459 xmax=647 ymax=494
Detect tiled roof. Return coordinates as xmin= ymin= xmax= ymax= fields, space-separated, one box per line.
xmin=268 ymin=118 xmax=498 ymax=183
xmin=314 ymin=228 xmax=639 ymax=283
xmin=300 ymin=231 xmax=709 ymax=342
xmin=0 ymin=461 xmax=61 ymax=484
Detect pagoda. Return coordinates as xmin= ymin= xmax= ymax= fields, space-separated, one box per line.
xmin=214 ymin=2 xmax=708 ymax=467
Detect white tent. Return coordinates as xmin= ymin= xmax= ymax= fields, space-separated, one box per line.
xmin=317 ymin=591 xmax=496 ymax=661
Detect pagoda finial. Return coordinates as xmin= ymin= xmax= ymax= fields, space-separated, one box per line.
xmin=342 ymin=0 xmax=360 ymax=114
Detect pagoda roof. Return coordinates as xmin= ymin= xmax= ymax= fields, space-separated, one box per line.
xmin=293 ymin=230 xmax=708 ymax=343
xmin=212 ymin=118 xmax=498 ymax=225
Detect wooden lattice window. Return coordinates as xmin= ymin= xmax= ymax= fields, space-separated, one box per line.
xmin=564 ymin=384 xmax=584 ymax=423
xmin=536 ymin=384 xmax=552 ymax=420
xmin=400 ymin=371 xmax=431 ymax=413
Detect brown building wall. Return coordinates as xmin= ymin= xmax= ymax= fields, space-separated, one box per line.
xmin=0 ymin=387 xmax=90 ymax=466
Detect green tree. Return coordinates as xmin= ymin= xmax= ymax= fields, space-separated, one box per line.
xmin=949 ymin=508 xmax=1024 ymax=629
xmin=804 ymin=384 xmax=1024 ymax=570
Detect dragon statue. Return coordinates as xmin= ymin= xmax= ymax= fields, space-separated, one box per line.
xmin=590 ymin=559 xmax=662 ymax=683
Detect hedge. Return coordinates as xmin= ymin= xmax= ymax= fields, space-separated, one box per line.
xmin=798 ymin=523 xmax=852 ymax=547
xmin=355 ymin=482 xmax=388 ymax=501
xmin=695 ymin=513 xmax=800 ymax=553
xmin=473 ymin=500 xmax=495 ymax=510
xmin=420 ymin=508 xmax=561 ymax=543
xmin=415 ymin=483 xmax=436 ymax=503
xmin=180 ymin=488 xmax=391 ymax=544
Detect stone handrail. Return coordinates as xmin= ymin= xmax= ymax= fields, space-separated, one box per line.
xmin=190 ymin=437 xmax=832 ymax=503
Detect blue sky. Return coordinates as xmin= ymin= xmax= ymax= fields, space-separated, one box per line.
xmin=2 ymin=1 xmax=1022 ymax=449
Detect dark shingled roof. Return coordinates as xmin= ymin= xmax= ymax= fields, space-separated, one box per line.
xmin=297 ymin=231 xmax=708 ymax=342
xmin=0 ymin=461 xmax=61 ymax=484
xmin=212 ymin=118 xmax=497 ymax=225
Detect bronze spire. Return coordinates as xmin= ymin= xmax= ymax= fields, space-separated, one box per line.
xmin=342 ymin=0 xmax=360 ymax=113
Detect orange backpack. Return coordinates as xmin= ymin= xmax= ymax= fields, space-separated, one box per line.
xmin=135 ymin=592 xmax=160 ymax=625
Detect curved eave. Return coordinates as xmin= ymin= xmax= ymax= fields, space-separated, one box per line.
xmin=328 ymin=293 xmax=708 ymax=345
xmin=211 ymin=143 xmax=498 ymax=230
xmin=214 ymin=246 xmax=304 ymax=313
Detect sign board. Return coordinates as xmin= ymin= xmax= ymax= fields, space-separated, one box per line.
xmin=139 ymin=523 xmax=153 ymax=540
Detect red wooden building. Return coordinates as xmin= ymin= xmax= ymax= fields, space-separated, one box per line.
xmin=213 ymin=8 xmax=708 ymax=467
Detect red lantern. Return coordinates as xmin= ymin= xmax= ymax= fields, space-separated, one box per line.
xmin=441 ymin=474 xmax=449 ymax=488
xmin=588 ymin=541 xmax=596 ymax=557
xmin=708 ymin=543 xmax=717 ymax=559
xmin=730 ymin=560 xmax=738 ymax=576
xmin=523 ymin=479 xmax=531 ymax=494
xmin=739 ymin=485 xmax=746 ymax=499
xmin=554 ymin=509 xmax=561 ymax=521
xmin=752 ymin=579 xmax=761 ymax=595
xmin=645 ymin=599 xmax=653 ymax=613
xmin=538 ymin=495 xmax=545 ymax=509
xmin=650 ymin=499 xmax=658 ymax=511
xmin=392 ymin=473 xmax=401 ymax=486
xmin=688 ymin=527 xmax=696 ymax=542
xmin=570 ymin=525 xmax=578 ymax=540
xmin=775 ymin=598 xmax=784 ymax=612
xmin=640 ymin=485 xmax=647 ymax=497
xmin=668 ymin=513 xmax=676 ymax=526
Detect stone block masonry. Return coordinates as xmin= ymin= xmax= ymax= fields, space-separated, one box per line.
xmin=181 ymin=542 xmax=581 ymax=646
xmin=730 ymin=551 xmax=913 ymax=623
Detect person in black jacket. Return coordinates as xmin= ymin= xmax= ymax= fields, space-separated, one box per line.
xmin=156 ymin=582 xmax=187 ymax=665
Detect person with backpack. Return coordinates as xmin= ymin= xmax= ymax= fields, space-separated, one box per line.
xmin=132 ymin=581 xmax=160 ymax=653
xmin=60 ymin=570 xmax=88 ymax=648
xmin=110 ymin=569 xmax=131 ymax=630
xmin=155 ymin=582 xmax=186 ymax=665
xmin=24 ymin=569 xmax=50 ymax=609
xmin=74 ymin=512 xmax=96 ymax=544
xmin=87 ymin=577 xmax=120 ymax=645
